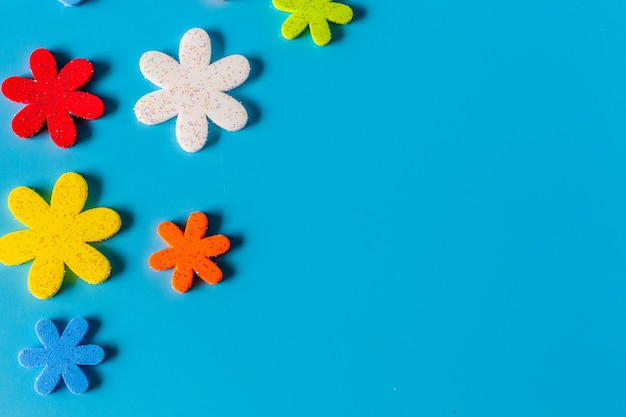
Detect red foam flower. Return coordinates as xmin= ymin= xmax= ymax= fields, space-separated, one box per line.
xmin=1 ymin=48 xmax=104 ymax=148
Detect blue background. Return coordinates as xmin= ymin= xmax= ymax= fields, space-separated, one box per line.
xmin=0 ymin=1 xmax=624 ymax=416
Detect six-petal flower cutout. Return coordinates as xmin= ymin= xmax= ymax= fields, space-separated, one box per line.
xmin=0 ymin=172 xmax=122 ymax=299
xmin=149 ymin=212 xmax=231 ymax=293
xmin=19 ymin=317 xmax=104 ymax=395
xmin=273 ymin=0 xmax=353 ymax=46
xmin=134 ymin=28 xmax=251 ymax=153
xmin=1 ymin=48 xmax=104 ymax=148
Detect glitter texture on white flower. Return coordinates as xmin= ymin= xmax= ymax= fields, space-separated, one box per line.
xmin=134 ymin=28 xmax=251 ymax=153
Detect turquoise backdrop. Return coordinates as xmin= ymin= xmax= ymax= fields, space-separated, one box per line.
xmin=0 ymin=1 xmax=625 ymax=416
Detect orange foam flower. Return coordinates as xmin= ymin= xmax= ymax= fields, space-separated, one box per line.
xmin=149 ymin=212 xmax=230 ymax=293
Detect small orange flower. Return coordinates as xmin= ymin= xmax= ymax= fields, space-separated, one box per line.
xmin=149 ymin=212 xmax=230 ymax=293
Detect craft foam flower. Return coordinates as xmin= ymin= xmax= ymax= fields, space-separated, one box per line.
xmin=59 ymin=0 xmax=84 ymax=5
xmin=0 ymin=172 xmax=121 ymax=299
xmin=1 ymin=48 xmax=104 ymax=148
xmin=149 ymin=212 xmax=230 ymax=293
xmin=134 ymin=28 xmax=251 ymax=153
xmin=19 ymin=317 xmax=104 ymax=395
xmin=272 ymin=0 xmax=353 ymax=46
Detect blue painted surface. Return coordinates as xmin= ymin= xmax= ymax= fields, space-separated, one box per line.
xmin=0 ymin=1 xmax=625 ymax=416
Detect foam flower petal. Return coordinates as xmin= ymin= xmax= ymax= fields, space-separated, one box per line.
xmin=1 ymin=77 xmax=37 ymax=104
xmin=139 ymin=51 xmax=181 ymax=89
xmin=8 ymin=186 xmax=50 ymax=229
xmin=184 ymin=211 xmax=209 ymax=240
xmin=203 ymin=91 xmax=248 ymax=132
xmin=60 ymin=317 xmax=88 ymax=347
xmin=47 ymin=111 xmax=77 ymax=148
xmin=58 ymin=59 xmax=94 ymax=91
xmin=309 ymin=15 xmax=332 ymax=46
xmin=28 ymin=255 xmax=65 ymax=299
xmin=35 ymin=365 xmax=62 ymax=395
xmin=148 ymin=248 xmax=178 ymax=271
xmin=59 ymin=0 xmax=85 ymax=7
xmin=67 ymin=92 xmax=105 ymax=120
xmin=11 ymin=104 xmax=47 ymax=138
xmin=207 ymin=55 xmax=251 ymax=91
xmin=0 ymin=230 xmax=37 ymax=265
xmin=157 ymin=221 xmax=185 ymax=247
xmin=281 ymin=11 xmax=310 ymax=40
xmin=194 ymin=256 xmax=223 ymax=285
xmin=325 ymin=2 xmax=353 ymax=23
xmin=179 ymin=28 xmax=212 ymax=70
xmin=77 ymin=208 xmax=122 ymax=242
xmin=64 ymin=243 xmax=112 ymax=284
xmin=172 ymin=265 xmax=195 ymax=293
xmin=30 ymin=49 xmax=57 ymax=81
xmin=72 ymin=345 xmax=105 ymax=366
xmin=62 ymin=364 xmax=89 ymax=394
xmin=175 ymin=107 xmax=208 ymax=153
xmin=18 ymin=348 xmax=48 ymax=368
xmin=133 ymin=89 xmax=179 ymax=126
xmin=50 ymin=172 xmax=88 ymax=216
xmin=200 ymin=234 xmax=231 ymax=257
xmin=273 ymin=0 xmax=303 ymax=12
xmin=35 ymin=319 xmax=61 ymax=348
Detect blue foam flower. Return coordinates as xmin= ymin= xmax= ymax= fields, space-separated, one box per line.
xmin=59 ymin=0 xmax=84 ymax=6
xmin=18 ymin=317 xmax=104 ymax=395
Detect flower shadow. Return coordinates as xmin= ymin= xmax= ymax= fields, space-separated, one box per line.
xmin=204 ymin=211 xmax=243 ymax=283
xmin=328 ymin=4 xmax=365 ymax=43
xmin=81 ymin=173 xmax=102 ymax=207
xmin=94 ymin=245 xmax=126 ymax=278
xmin=81 ymin=316 xmax=117 ymax=392
xmin=205 ymin=30 xmax=225 ymax=61
xmin=352 ymin=4 xmax=366 ymax=20
xmin=90 ymin=59 xmax=119 ymax=115
xmin=205 ymin=121 xmax=221 ymax=148
xmin=59 ymin=245 xmax=125 ymax=292
xmin=75 ymin=173 xmax=131 ymax=280
xmin=239 ymin=56 xmax=263 ymax=127
xmin=240 ymin=97 xmax=262 ymax=128
xmin=60 ymin=268 xmax=79 ymax=292
xmin=81 ymin=174 xmax=134 ymax=231
xmin=247 ymin=56 xmax=263 ymax=83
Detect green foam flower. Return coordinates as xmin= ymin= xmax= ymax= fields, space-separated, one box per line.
xmin=273 ymin=0 xmax=353 ymax=46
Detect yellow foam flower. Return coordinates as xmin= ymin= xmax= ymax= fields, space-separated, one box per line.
xmin=273 ymin=0 xmax=353 ymax=46
xmin=0 ymin=172 xmax=121 ymax=299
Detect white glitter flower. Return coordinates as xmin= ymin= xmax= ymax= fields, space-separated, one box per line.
xmin=134 ymin=28 xmax=251 ymax=153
